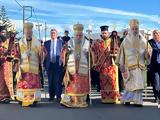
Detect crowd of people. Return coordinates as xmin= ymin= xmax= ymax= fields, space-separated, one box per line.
xmin=0 ymin=19 xmax=160 ymax=108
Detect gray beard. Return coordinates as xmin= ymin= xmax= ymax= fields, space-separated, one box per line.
xmin=129 ymin=32 xmax=139 ymax=42
xmin=75 ymin=39 xmax=82 ymax=45
xmin=129 ymin=33 xmax=140 ymax=49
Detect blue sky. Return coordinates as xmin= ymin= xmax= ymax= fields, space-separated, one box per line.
xmin=0 ymin=0 xmax=160 ymax=37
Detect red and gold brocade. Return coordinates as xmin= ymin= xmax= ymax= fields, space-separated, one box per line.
xmin=65 ymin=73 xmax=89 ymax=96
xmin=0 ymin=39 xmax=16 ymax=100
xmin=62 ymin=41 xmax=89 ymax=96
xmin=92 ymin=38 xmax=119 ymax=103
xmin=17 ymin=73 xmax=41 ymax=89
xmin=60 ymin=38 xmax=89 ymax=108
xmin=15 ymin=36 xmax=44 ymax=106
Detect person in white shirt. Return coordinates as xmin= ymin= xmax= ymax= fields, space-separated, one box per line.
xmin=44 ymin=28 xmax=63 ymax=102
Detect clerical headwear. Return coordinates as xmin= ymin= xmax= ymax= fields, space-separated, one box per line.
xmin=24 ymin=22 xmax=33 ymax=30
xmin=73 ymin=23 xmax=84 ymax=33
xmin=0 ymin=26 xmax=6 ymax=32
xmin=64 ymin=30 xmax=69 ymax=33
xmin=129 ymin=19 xmax=139 ymax=28
xmin=100 ymin=25 xmax=109 ymax=31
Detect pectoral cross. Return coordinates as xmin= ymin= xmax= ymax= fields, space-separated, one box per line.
xmin=75 ymin=40 xmax=81 ymax=73
xmin=76 ymin=53 xmax=80 ymax=73
xmin=27 ymin=41 xmax=32 ymax=61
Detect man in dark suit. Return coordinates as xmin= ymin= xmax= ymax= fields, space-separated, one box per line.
xmin=44 ymin=28 xmax=63 ymax=102
xmin=148 ymin=30 xmax=160 ymax=106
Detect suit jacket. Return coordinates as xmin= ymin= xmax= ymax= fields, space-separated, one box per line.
xmin=148 ymin=39 xmax=160 ymax=72
xmin=44 ymin=39 xmax=63 ymax=70
xmin=62 ymin=36 xmax=70 ymax=44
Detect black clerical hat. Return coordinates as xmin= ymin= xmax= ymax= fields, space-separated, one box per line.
xmin=64 ymin=30 xmax=69 ymax=33
xmin=100 ymin=25 xmax=109 ymax=31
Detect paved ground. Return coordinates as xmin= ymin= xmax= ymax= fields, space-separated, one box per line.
xmin=0 ymin=86 xmax=159 ymax=120
xmin=0 ymin=98 xmax=160 ymax=120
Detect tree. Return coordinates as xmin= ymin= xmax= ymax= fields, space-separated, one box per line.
xmin=0 ymin=5 xmax=12 ymax=29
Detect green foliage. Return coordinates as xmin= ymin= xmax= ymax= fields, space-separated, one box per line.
xmin=0 ymin=5 xmax=12 ymax=29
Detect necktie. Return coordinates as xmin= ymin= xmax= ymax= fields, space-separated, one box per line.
xmin=52 ymin=41 xmax=56 ymax=63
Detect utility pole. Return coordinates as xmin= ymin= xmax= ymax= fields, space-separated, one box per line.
xmin=23 ymin=6 xmax=32 ymax=33
xmin=14 ymin=0 xmax=32 ymax=34
xmin=36 ymin=24 xmax=42 ymax=40
xmin=44 ymin=22 xmax=47 ymax=42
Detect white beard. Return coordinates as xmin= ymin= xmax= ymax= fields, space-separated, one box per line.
xmin=129 ymin=32 xmax=139 ymax=41
xmin=129 ymin=32 xmax=140 ymax=48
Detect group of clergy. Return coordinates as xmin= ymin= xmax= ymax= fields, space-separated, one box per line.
xmin=0 ymin=18 xmax=160 ymax=108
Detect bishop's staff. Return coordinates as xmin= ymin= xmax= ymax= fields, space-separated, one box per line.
xmin=86 ymin=24 xmax=93 ymax=105
xmin=36 ymin=24 xmax=47 ymax=98
xmin=144 ymin=31 xmax=151 ymax=99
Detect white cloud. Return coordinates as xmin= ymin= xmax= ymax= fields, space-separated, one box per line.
xmin=150 ymin=15 xmax=160 ymax=24
xmin=1 ymin=0 xmax=160 ymax=35
xmin=25 ymin=1 xmax=160 ymax=23
xmin=3 ymin=0 xmax=160 ymax=23
xmin=10 ymin=19 xmax=71 ymax=36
